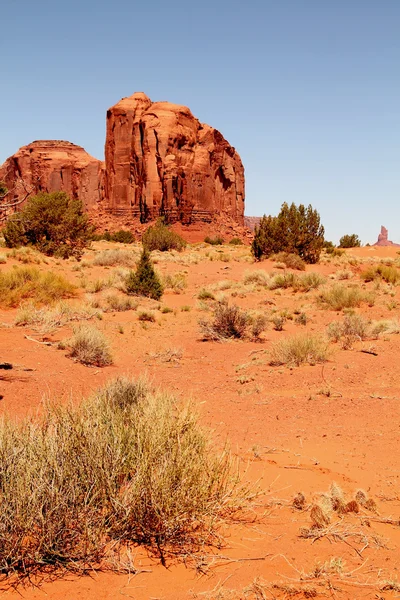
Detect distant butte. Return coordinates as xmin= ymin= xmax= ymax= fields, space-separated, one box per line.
xmin=0 ymin=93 xmax=245 ymax=229
xmin=373 ymin=226 xmax=400 ymax=247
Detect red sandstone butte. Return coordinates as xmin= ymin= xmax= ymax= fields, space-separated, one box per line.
xmin=104 ymin=92 xmax=245 ymax=224
xmin=374 ymin=226 xmax=400 ymax=247
xmin=0 ymin=141 xmax=104 ymax=211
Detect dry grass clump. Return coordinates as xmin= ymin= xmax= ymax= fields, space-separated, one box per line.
xmin=370 ymin=318 xmax=400 ymax=337
xmin=271 ymin=252 xmax=306 ymax=270
xmin=104 ymin=294 xmax=137 ymax=312
xmin=6 ymin=247 xmax=42 ymax=264
xmin=268 ymin=272 xmax=298 ymax=290
xmin=92 ymin=248 xmax=137 ymax=267
xmin=66 ymin=324 xmax=113 ymax=366
xmin=198 ymin=288 xmax=216 ymax=300
xmin=269 ymin=333 xmax=329 ymax=366
xmin=318 ymin=284 xmax=374 ymax=311
xmin=15 ymin=301 xmax=99 ymax=332
xmin=327 ymin=314 xmax=370 ymax=348
xmin=200 ymin=303 xmax=250 ymax=340
xmin=243 ymin=270 xmax=270 ymax=286
xmin=138 ymin=310 xmax=156 ymax=322
xmin=162 ymin=271 xmax=187 ymax=293
xmin=0 ymin=377 xmax=245 ymax=577
xmin=361 ymin=264 xmax=400 ymax=285
xmin=294 ymin=272 xmax=326 ymax=292
xmin=0 ymin=266 xmax=75 ymax=308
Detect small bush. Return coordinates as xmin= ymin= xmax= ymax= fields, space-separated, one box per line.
xmin=200 ymin=303 xmax=249 ymax=340
xmin=339 ymin=234 xmax=361 ymax=248
xmin=204 ymin=235 xmax=224 ymax=245
xmin=198 ymin=288 xmax=216 ymax=300
xmin=269 ymin=333 xmax=329 ymax=366
xmin=327 ymin=314 xmax=370 ymax=348
xmin=142 ymin=220 xmax=186 ymax=252
xmin=294 ymin=272 xmax=326 ymax=292
xmin=272 ymin=252 xmax=306 ymax=271
xmin=249 ymin=313 xmax=268 ymax=339
xmin=92 ymin=230 xmax=135 ymax=243
xmin=138 ymin=310 xmax=156 ymax=322
xmin=243 ymin=270 xmax=270 ymax=286
xmin=361 ymin=264 xmax=400 ymax=285
xmin=163 ymin=272 xmax=187 ymax=293
xmin=3 ymin=192 xmax=93 ymax=258
xmin=269 ymin=272 xmax=298 ymax=290
xmin=126 ymin=249 xmax=163 ymax=300
xmin=0 ymin=266 xmax=75 ymax=308
xmin=93 ymin=249 xmax=137 ymax=267
xmin=104 ymin=294 xmax=137 ymax=312
xmin=67 ymin=324 xmax=113 ymax=366
xmin=318 ymin=284 xmax=373 ymax=311
xmin=229 ymin=237 xmax=243 ymax=245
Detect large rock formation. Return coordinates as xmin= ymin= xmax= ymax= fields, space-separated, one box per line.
xmin=0 ymin=93 xmax=245 ymax=228
xmin=374 ymin=226 xmax=400 ymax=247
xmin=0 ymin=141 xmax=104 ymax=211
xmin=104 ymin=92 xmax=245 ymax=224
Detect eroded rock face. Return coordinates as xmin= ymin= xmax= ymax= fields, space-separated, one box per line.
xmin=244 ymin=216 xmax=261 ymax=231
xmin=0 ymin=141 xmax=104 ymax=211
xmin=104 ymin=93 xmax=245 ymax=224
xmin=374 ymin=226 xmax=400 ymax=247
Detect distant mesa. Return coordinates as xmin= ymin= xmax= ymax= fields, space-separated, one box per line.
xmin=373 ymin=226 xmax=400 ymax=247
xmin=244 ymin=216 xmax=261 ymax=231
xmin=0 ymin=93 xmax=245 ymax=228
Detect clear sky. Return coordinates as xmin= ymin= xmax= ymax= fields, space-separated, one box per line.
xmin=1 ymin=0 xmax=399 ymax=244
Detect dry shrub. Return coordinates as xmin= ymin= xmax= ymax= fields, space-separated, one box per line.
xmin=0 ymin=377 xmax=245 ymax=578
xmin=250 ymin=313 xmax=268 ymax=340
xmin=66 ymin=324 xmax=113 ymax=366
xmin=200 ymin=303 xmax=250 ymax=340
xmin=0 ymin=266 xmax=75 ymax=308
xmin=272 ymin=252 xmax=306 ymax=270
xmin=370 ymin=319 xmax=400 ymax=337
xmin=104 ymin=294 xmax=137 ymax=312
xmin=294 ymin=272 xmax=326 ymax=292
xmin=310 ymin=505 xmax=330 ymax=529
xmin=163 ymin=272 xmax=187 ymax=293
xmin=293 ymin=492 xmax=306 ymax=510
xmin=361 ymin=264 xmax=400 ymax=285
xmin=327 ymin=313 xmax=370 ymax=348
xmin=243 ymin=270 xmax=270 ymax=286
xmin=15 ymin=301 xmax=99 ymax=332
xmin=269 ymin=333 xmax=329 ymax=366
xmin=318 ymin=284 xmax=374 ymax=311
xmin=138 ymin=310 xmax=156 ymax=322
xmin=92 ymin=249 xmax=137 ymax=267
xmin=268 ymin=272 xmax=298 ymax=290
xmin=198 ymin=288 xmax=215 ymax=300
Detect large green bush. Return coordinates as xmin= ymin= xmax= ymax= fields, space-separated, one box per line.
xmin=126 ymin=248 xmax=164 ymax=300
xmin=251 ymin=202 xmax=325 ymax=264
xmin=142 ymin=219 xmax=186 ymax=252
xmin=2 ymin=192 xmax=93 ymax=258
xmin=339 ymin=234 xmax=361 ymax=248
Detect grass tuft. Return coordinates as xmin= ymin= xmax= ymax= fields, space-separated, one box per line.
xmin=66 ymin=324 xmax=113 ymax=366
xmin=0 ymin=266 xmax=75 ymax=307
xmin=269 ymin=333 xmax=329 ymax=366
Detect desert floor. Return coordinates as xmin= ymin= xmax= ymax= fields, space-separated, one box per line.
xmin=1 ymin=241 xmax=400 ymax=599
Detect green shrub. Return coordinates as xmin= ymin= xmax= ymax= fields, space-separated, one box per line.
xmin=204 ymin=235 xmax=224 ymax=246
xmin=66 ymin=324 xmax=113 ymax=366
xmin=339 ymin=234 xmax=361 ymax=248
xmin=125 ymin=249 xmax=163 ymax=300
xmin=3 ymin=192 xmax=93 ymax=258
xmin=229 ymin=237 xmax=243 ymax=246
xmin=0 ymin=377 xmax=244 ymax=577
xmin=142 ymin=220 xmax=186 ymax=252
xmin=251 ymin=202 xmax=325 ymax=264
xmin=269 ymin=333 xmax=329 ymax=366
xmin=0 ymin=266 xmax=75 ymax=308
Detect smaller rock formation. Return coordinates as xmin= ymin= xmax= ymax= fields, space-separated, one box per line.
xmin=244 ymin=216 xmax=261 ymax=232
xmin=0 ymin=141 xmax=104 ymax=212
xmin=374 ymin=226 xmax=400 ymax=247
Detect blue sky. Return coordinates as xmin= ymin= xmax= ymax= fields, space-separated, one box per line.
xmin=1 ymin=0 xmax=399 ymax=244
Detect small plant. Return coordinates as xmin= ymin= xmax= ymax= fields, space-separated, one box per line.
xmin=243 ymin=270 xmax=270 ymax=286
xmin=318 ymin=284 xmax=373 ymax=311
xmin=181 ymin=305 xmax=191 ymax=312
xmin=104 ymin=294 xmax=137 ymax=312
xmin=200 ymin=302 xmax=249 ymax=340
xmin=198 ymin=288 xmax=216 ymax=300
xmin=295 ymin=312 xmax=308 ymax=326
xmin=249 ymin=313 xmax=268 ymax=339
xmin=271 ymin=316 xmax=285 ymax=331
xmin=271 ymin=252 xmax=306 ymax=271
xmin=327 ymin=314 xmax=370 ymax=348
xmin=204 ymin=235 xmax=224 ymax=246
xmin=269 ymin=333 xmax=329 ymax=366
xmin=161 ymin=306 xmax=174 ymax=314
xmin=142 ymin=220 xmax=186 ymax=252
xmin=163 ymin=272 xmax=187 ymax=293
xmin=138 ymin=310 xmax=156 ymax=322
xmin=66 ymin=324 xmax=113 ymax=366
xmin=229 ymin=237 xmax=243 ymax=245
xmin=126 ymin=249 xmax=164 ymax=300
xmin=93 ymin=249 xmax=137 ymax=267
xmin=269 ymin=272 xmax=298 ymax=290
xmin=360 ymin=264 xmax=400 ymax=285
xmin=294 ymin=272 xmax=326 ymax=292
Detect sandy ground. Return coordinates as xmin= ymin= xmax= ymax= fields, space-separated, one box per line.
xmin=1 ymin=242 xmax=400 ymax=599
